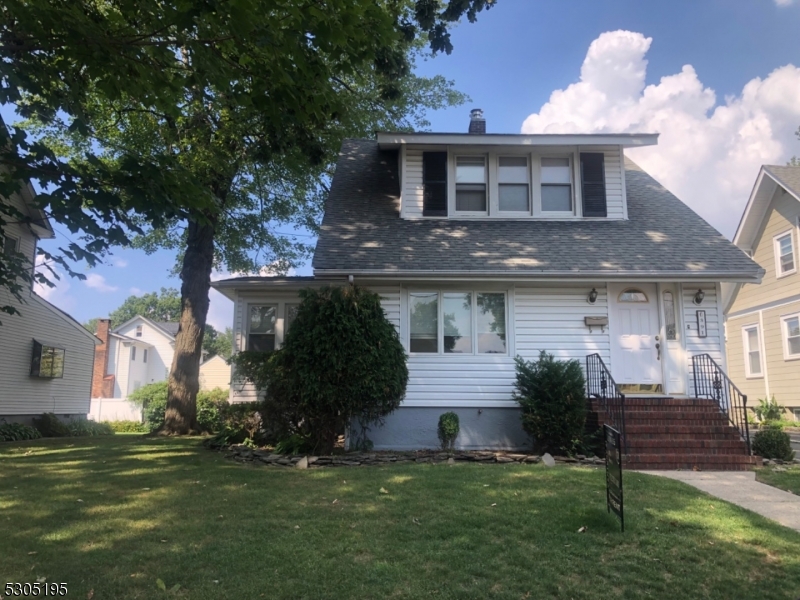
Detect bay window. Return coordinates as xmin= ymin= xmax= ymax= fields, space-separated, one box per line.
xmin=409 ymin=291 xmax=506 ymax=355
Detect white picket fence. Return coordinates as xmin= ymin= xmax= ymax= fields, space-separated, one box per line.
xmin=88 ymin=398 xmax=143 ymax=422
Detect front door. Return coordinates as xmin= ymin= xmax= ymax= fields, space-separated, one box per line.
xmin=609 ymin=283 xmax=662 ymax=389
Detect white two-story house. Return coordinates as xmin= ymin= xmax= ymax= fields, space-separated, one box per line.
xmin=213 ymin=110 xmax=763 ymax=466
xmin=1 ymin=177 xmax=99 ymax=424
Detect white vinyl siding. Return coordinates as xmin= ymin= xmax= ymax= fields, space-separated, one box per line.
xmin=683 ymin=284 xmax=725 ymax=390
xmin=0 ymin=287 xmax=96 ymax=416
xmin=401 ymin=146 xmax=626 ymax=220
xmin=115 ymin=319 xmax=175 ymax=392
xmin=515 ymin=285 xmax=611 ymax=365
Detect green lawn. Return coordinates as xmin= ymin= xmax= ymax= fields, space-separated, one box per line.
xmin=757 ymin=465 xmax=800 ymax=495
xmin=2 ymin=437 xmax=800 ymax=599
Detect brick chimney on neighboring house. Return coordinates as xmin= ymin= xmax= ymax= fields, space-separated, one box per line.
xmin=91 ymin=319 xmax=115 ymax=398
xmin=468 ymin=108 xmax=486 ymax=134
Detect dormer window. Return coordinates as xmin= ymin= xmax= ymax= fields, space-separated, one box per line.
xmin=498 ymin=156 xmax=530 ymax=213
xmin=455 ymin=156 xmax=487 ymax=213
xmin=540 ymin=157 xmax=573 ymax=214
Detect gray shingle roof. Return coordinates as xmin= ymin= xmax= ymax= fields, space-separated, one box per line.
xmin=312 ymin=139 xmax=761 ymax=279
xmin=764 ymin=165 xmax=800 ymax=198
xmin=155 ymin=321 xmax=179 ymax=336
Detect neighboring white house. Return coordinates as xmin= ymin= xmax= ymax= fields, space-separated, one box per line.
xmin=90 ymin=316 xmax=229 ymax=421
xmin=212 ymin=110 xmax=763 ymax=455
xmin=1 ymin=176 xmax=100 ymax=424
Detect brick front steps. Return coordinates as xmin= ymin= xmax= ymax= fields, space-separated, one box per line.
xmin=590 ymin=397 xmax=760 ymax=471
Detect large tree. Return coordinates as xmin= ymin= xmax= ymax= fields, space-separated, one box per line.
xmin=1 ymin=0 xmax=496 ymax=433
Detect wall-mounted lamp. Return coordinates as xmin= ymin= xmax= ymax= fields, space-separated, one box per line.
xmin=693 ymin=289 xmax=705 ymax=305
xmin=587 ymin=288 xmax=598 ymax=304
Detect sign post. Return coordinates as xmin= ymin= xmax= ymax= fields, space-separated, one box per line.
xmin=604 ymin=424 xmax=624 ymax=532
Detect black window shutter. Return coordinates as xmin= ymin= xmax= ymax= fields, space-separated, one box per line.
xmin=422 ymin=152 xmax=447 ymax=217
xmin=580 ymin=153 xmax=607 ymax=217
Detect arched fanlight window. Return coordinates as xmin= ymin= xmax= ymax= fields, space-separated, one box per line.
xmin=618 ymin=289 xmax=648 ymax=302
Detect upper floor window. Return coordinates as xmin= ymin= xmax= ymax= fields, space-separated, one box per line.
xmin=540 ymin=157 xmax=572 ymax=214
xmin=782 ymin=314 xmax=800 ymax=360
xmin=774 ymin=231 xmax=796 ymax=278
xmin=248 ymin=305 xmax=276 ymax=352
xmin=135 ymin=325 xmax=143 ymax=337
xmin=498 ymin=156 xmax=529 ymax=212
xmin=3 ymin=235 xmax=18 ymax=256
xmin=421 ymin=151 xmax=607 ymax=219
xmin=409 ymin=290 xmax=506 ymax=355
xmin=455 ymin=156 xmax=487 ymax=213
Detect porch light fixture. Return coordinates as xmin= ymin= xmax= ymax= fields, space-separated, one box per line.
xmin=587 ymin=288 xmax=598 ymax=304
xmin=693 ymin=289 xmax=705 ymax=305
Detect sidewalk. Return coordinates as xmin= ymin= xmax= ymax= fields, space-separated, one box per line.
xmin=639 ymin=470 xmax=800 ymax=532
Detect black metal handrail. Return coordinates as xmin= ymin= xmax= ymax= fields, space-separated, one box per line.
xmin=691 ymin=353 xmax=751 ymax=455
xmin=586 ymin=353 xmax=627 ymax=454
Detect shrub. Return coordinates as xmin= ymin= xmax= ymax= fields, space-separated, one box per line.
xmin=68 ymin=420 xmax=115 ymax=437
xmin=129 ymin=381 xmax=169 ymax=432
xmin=33 ymin=413 xmax=71 ymax=437
xmin=0 ymin=421 xmax=42 ymax=442
xmin=752 ymin=425 xmax=795 ymax=461
xmin=754 ymin=396 xmax=785 ymax=422
xmin=437 ymin=412 xmax=460 ymax=451
xmin=107 ymin=420 xmax=148 ymax=433
xmin=513 ymin=351 xmax=587 ymax=455
xmin=232 ymin=285 xmax=408 ymax=454
xmin=196 ymin=388 xmax=230 ymax=433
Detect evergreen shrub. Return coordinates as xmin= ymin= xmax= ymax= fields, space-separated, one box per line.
xmin=753 ymin=425 xmax=795 ymax=461
xmin=437 ymin=412 xmax=460 ymax=451
xmin=513 ymin=351 xmax=587 ymax=455
xmin=232 ymin=285 xmax=408 ymax=454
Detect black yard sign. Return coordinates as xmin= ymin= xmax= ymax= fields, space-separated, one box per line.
xmin=604 ymin=424 xmax=624 ymax=532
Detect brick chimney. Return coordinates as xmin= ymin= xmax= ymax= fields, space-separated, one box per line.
xmin=91 ymin=319 xmax=115 ymax=398
xmin=468 ymin=108 xmax=485 ymax=134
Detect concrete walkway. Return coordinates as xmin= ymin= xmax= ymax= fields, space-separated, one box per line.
xmin=639 ymin=470 xmax=800 ymax=532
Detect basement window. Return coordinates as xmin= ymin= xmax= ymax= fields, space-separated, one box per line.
xmin=30 ymin=340 xmax=65 ymax=378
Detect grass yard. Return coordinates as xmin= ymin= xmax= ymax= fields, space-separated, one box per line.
xmin=2 ymin=437 xmax=800 ymax=599
xmin=757 ymin=465 xmax=800 ymax=495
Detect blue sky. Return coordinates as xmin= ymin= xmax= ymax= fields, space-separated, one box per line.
xmin=16 ymin=0 xmax=800 ymax=330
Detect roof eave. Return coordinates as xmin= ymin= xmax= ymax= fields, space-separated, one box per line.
xmin=376 ymin=132 xmax=659 ymax=149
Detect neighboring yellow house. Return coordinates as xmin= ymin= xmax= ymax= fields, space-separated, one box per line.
xmin=724 ymin=165 xmax=800 ymax=421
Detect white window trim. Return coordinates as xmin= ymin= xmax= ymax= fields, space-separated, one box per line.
xmin=742 ymin=324 xmax=763 ymax=378
xmin=407 ymin=290 xmax=508 ymax=357
xmin=3 ymin=234 xmax=20 ymax=255
xmin=780 ymin=312 xmax=800 ymax=361
xmin=246 ymin=303 xmax=278 ymax=351
xmin=773 ymin=229 xmax=797 ymax=279
xmin=445 ymin=149 xmax=582 ymax=219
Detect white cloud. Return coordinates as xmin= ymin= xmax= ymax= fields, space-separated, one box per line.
xmin=521 ymin=30 xmax=800 ymax=238
xmin=775 ymin=0 xmax=795 ymax=6
xmin=84 ymin=273 xmax=119 ymax=293
xmin=207 ymin=287 xmax=234 ymax=331
xmin=112 ymin=258 xmax=129 ymax=268
xmin=129 ymin=287 xmax=144 ymax=295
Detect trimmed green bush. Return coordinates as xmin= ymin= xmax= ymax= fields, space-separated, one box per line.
xmin=753 ymin=426 xmax=795 ymax=461
xmin=438 ymin=412 xmax=460 ymax=451
xmin=232 ymin=285 xmax=408 ymax=454
xmin=107 ymin=420 xmax=148 ymax=433
xmin=0 ymin=421 xmax=42 ymax=442
xmin=33 ymin=413 xmax=71 ymax=437
xmin=68 ymin=420 xmax=115 ymax=437
xmin=197 ymin=388 xmax=231 ymax=432
xmin=129 ymin=381 xmax=168 ymax=432
xmin=513 ymin=351 xmax=587 ymax=455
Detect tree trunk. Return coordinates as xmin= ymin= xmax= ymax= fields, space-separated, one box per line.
xmin=162 ymin=218 xmax=216 ymax=434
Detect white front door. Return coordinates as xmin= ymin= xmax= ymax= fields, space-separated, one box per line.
xmin=609 ymin=283 xmax=662 ymax=386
